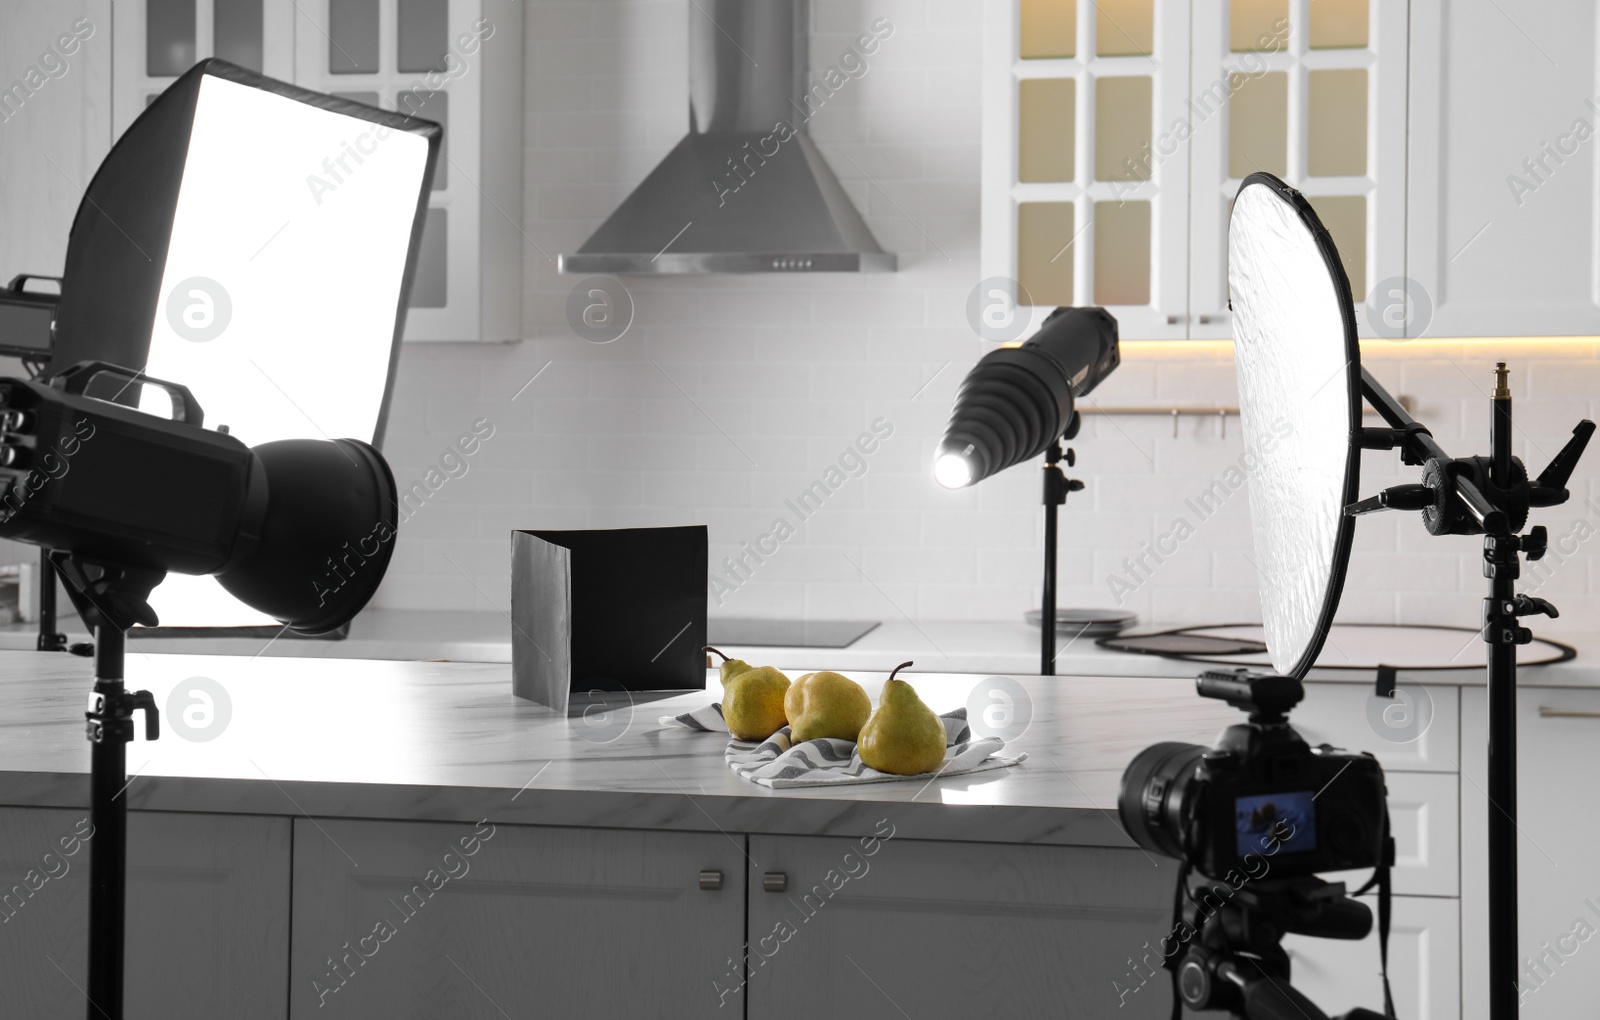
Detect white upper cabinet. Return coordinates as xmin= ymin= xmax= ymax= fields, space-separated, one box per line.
xmin=110 ymin=0 xmax=523 ymax=342
xmin=1408 ymin=1 xmax=1600 ymax=338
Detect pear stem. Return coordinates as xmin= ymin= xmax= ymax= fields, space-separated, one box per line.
xmin=704 ymin=645 xmax=729 ymax=663
xmin=887 ymin=660 xmax=914 ymax=681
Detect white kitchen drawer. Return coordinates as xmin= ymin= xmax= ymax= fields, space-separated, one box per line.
xmin=1295 ymin=683 xmax=1460 ymax=773
xmin=1323 ymin=770 xmax=1459 ymax=898
xmin=1287 ymin=895 xmax=1461 ymax=1020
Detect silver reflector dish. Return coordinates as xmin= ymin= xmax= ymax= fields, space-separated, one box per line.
xmin=1227 ymin=173 xmax=1361 ymax=677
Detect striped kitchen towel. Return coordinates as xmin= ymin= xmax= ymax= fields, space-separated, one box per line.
xmin=661 ymin=701 xmax=729 ymax=733
xmin=659 ymin=705 xmax=1025 ymax=789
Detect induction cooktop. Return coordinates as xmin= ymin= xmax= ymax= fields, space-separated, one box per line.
xmin=706 ymin=618 xmax=880 ymax=649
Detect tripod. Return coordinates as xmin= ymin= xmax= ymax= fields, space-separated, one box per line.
xmin=1171 ymin=875 xmax=1389 ymax=1020
xmin=1350 ymin=364 xmax=1594 ymax=1019
xmin=50 ymin=552 xmax=164 ymax=1020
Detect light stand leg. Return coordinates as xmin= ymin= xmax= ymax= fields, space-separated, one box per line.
xmin=42 ymin=555 xmax=162 ymax=1020
xmin=86 ymin=625 xmax=128 ymax=1020
xmin=1042 ymin=498 xmax=1057 ymax=677
xmin=1486 ymin=593 xmax=1518 ymax=1019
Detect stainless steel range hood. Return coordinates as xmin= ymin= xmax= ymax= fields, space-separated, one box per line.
xmin=558 ymin=0 xmax=895 ymax=275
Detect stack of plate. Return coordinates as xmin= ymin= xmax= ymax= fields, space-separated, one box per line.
xmin=1024 ymin=608 xmax=1137 ymax=638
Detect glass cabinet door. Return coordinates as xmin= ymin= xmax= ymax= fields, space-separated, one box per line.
xmin=1187 ymin=0 xmax=1406 ymax=339
xmin=983 ymin=0 xmax=1193 ymax=340
xmin=294 ymin=0 xmax=478 ymax=341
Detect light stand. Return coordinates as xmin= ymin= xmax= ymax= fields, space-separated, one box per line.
xmin=51 ymin=554 xmax=164 ymax=1020
xmin=933 ymin=307 xmax=1119 ymax=676
xmin=1039 ymin=425 xmax=1085 ymax=677
xmin=1351 ymin=364 xmax=1593 ymax=1020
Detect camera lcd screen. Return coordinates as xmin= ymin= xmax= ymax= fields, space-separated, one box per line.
xmin=1235 ymin=792 xmax=1318 ymax=857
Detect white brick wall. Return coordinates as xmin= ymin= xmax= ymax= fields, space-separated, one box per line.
xmin=372 ymin=0 xmax=1600 ymax=639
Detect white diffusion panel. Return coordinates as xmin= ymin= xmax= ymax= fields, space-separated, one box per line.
xmin=140 ymin=74 xmax=429 ymax=627
xmin=1227 ymin=181 xmax=1357 ymax=676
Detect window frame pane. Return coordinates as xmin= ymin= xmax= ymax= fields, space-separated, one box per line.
xmin=329 ymin=0 xmax=381 ymax=75
xmin=1093 ymin=199 xmax=1152 ymax=306
xmin=1094 ymin=75 xmax=1153 ymax=182
xmin=1018 ymin=202 xmax=1077 ymax=307
xmin=1019 ymin=78 xmax=1076 ymax=183
xmin=1307 ymin=68 xmax=1368 ymax=177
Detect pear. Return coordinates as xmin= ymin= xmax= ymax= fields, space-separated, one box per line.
xmin=707 ymin=647 xmax=790 ymax=740
xmin=858 ymin=662 xmax=947 ymax=776
xmin=705 ymin=645 xmax=754 ymax=685
xmin=786 ymin=671 xmax=871 ymax=742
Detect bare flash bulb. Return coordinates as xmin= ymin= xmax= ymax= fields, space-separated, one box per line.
xmin=934 ymin=449 xmax=974 ymax=489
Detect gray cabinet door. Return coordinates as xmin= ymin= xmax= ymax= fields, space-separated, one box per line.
xmin=289 ymin=818 xmax=747 ymax=1018
xmin=0 ymin=806 xmax=291 ymax=1019
xmin=744 ymin=831 xmax=1189 ymax=1019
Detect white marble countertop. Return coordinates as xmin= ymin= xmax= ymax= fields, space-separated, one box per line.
xmin=0 ymin=651 xmax=1252 ymax=847
xmin=3 ymin=609 xmax=1592 ymax=687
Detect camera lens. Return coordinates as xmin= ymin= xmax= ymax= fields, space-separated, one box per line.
xmin=1118 ymin=741 xmax=1208 ymax=861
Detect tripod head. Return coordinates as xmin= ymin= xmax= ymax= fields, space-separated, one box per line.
xmin=1173 ymin=876 xmax=1388 ymax=1020
xmin=1349 ymin=364 xmax=1593 ymax=642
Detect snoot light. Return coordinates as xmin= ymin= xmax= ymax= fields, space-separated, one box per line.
xmin=934 ymin=306 xmax=1120 ymax=489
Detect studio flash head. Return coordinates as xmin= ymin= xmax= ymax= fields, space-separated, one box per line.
xmin=0 ymin=361 xmax=398 ymax=634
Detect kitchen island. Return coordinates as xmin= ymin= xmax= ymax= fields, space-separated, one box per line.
xmin=0 ymin=651 xmax=1576 ymax=1018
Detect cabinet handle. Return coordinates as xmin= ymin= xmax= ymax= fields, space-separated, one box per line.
xmin=699 ymin=870 xmax=723 ymax=890
xmin=1538 ymin=707 xmax=1600 ymax=719
xmin=1197 ymin=315 xmax=1212 ymax=325
xmin=1166 ymin=315 xmax=1180 ymax=325
xmin=762 ymin=871 xmax=787 ymax=893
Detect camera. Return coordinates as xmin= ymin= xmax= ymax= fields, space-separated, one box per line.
xmin=1119 ymin=669 xmax=1387 ymax=880
xmin=1118 ymin=670 xmax=1395 ymax=1019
